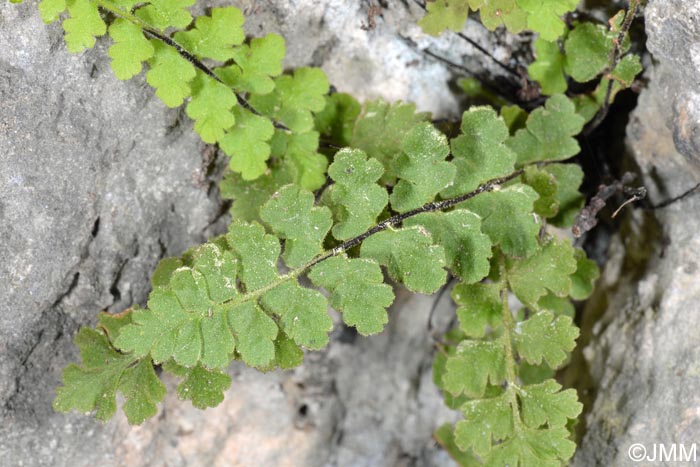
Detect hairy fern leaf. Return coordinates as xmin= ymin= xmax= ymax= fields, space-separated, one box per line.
xmin=404 ymin=211 xmax=492 ymax=284
xmin=164 ymin=361 xmax=232 ymax=409
xmin=54 ymin=326 xmax=165 ymax=424
xmin=507 ymin=95 xmax=585 ymax=165
xmin=323 ymin=148 xmax=388 ymax=240
xmin=220 ymin=107 xmax=276 ymax=180
xmin=418 ymin=0 xmax=578 ymax=38
xmin=134 ymin=0 xmax=194 ymax=30
xmin=63 ymin=0 xmax=106 ymax=53
xmin=217 ymin=34 xmax=286 ymax=95
xmin=309 ymin=256 xmax=394 ymax=335
xmin=506 ymin=237 xmax=578 ymax=307
xmin=38 ymin=0 xmax=66 ymax=23
xmin=441 ymin=107 xmax=517 ymax=198
xmin=351 ymin=100 xmax=430 ymax=182
xmin=107 ymin=19 xmax=154 ymax=80
xmin=361 ymin=227 xmax=447 ymax=294
xmin=186 ymin=71 xmax=238 ymax=143
xmin=389 ymin=122 xmax=456 ymax=212
xmin=462 ymin=184 xmax=540 ymax=258
xmin=145 ymin=39 xmax=196 ymax=107
xmin=173 ymin=6 xmax=244 ymax=61
xmin=249 ymin=67 xmax=329 ymax=133
xmin=259 ymin=184 xmax=333 ymax=268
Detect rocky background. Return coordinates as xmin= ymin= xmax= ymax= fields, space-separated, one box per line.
xmin=0 ymin=0 xmax=698 ymax=466
xmin=572 ymin=1 xmax=700 ymax=465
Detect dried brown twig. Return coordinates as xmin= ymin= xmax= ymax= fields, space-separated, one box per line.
xmin=572 ymin=172 xmax=646 ymax=237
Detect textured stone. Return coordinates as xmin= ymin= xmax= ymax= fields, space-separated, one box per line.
xmin=0 ymin=0 xmax=527 ymax=465
xmin=0 ymin=2 xmax=228 ymax=464
xmin=573 ymin=0 xmax=700 ymax=465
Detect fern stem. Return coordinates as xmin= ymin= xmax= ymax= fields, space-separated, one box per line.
xmin=95 ymin=0 xmax=290 ymax=131
xmin=307 ymin=169 xmax=526 ymax=267
xmin=220 ymin=168 xmax=525 ymax=307
xmin=498 ymin=253 xmax=523 ymax=431
xmin=583 ymin=0 xmax=640 ymax=135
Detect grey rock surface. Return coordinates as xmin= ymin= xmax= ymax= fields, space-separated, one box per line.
xmin=0 ymin=1 xmax=526 ymax=465
xmin=573 ymin=0 xmax=700 ymax=465
xmin=1 ymin=2 xmax=228 ymax=464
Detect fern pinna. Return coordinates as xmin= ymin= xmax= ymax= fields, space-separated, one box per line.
xmin=20 ymin=0 xmax=645 ymax=464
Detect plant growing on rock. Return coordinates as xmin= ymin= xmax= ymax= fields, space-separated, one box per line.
xmin=15 ymin=0 xmax=642 ymax=464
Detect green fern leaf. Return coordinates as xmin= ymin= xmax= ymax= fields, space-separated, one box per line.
xmin=225 ymin=221 xmax=280 ymax=291
xmin=612 ymin=54 xmax=642 ymax=86
xmin=454 ymin=392 xmax=513 ymax=456
xmin=351 ymin=100 xmax=430 ymax=182
xmin=528 ymin=37 xmax=567 ymax=95
xmin=463 ymin=184 xmax=540 ymax=258
xmin=451 ymin=282 xmax=502 ymax=338
xmin=118 ymin=358 xmax=168 ymax=424
xmin=573 ymin=79 xmax=613 ymax=123
xmin=96 ymin=309 xmax=134 ymax=340
xmin=260 ymin=282 xmax=332 ymax=350
xmin=390 ymin=123 xmax=456 ymax=212
xmin=220 ymin=167 xmax=292 ymax=223
xmin=507 ymin=237 xmax=577 ymax=307
xmin=537 ymin=294 xmax=575 ymax=319
xmin=361 ymin=226 xmax=447 ymax=294
xmin=174 ymin=7 xmax=244 ymax=61
xmin=441 ymin=107 xmax=516 ymax=198
xmin=135 ymin=0 xmax=194 ymax=30
xmin=472 ymin=0 xmax=527 ymax=33
xmin=484 ymin=426 xmax=577 ymax=467
xmin=218 ymin=34 xmax=286 ymax=95
xmin=228 ymin=302 xmax=278 ymax=368
xmin=418 ymin=0 xmax=470 ymax=35
xmin=107 ymin=18 xmax=154 ymax=80
xmin=442 ymin=340 xmax=506 ymax=398
xmin=507 ymin=95 xmax=585 ymax=164
xmin=433 ymin=341 xmax=472 ymax=410
xmin=271 ymin=131 xmax=328 ymax=191
xmin=39 ymin=0 xmax=66 ymax=23
xmin=570 ymin=248 xmax=599 ymax=300
xmin=259 ymin=184 xmax=332 ymax=268
xmin=250 ymin=67 xmax=329 ymax=133
xmin=500 ymin=105 xmax=528 ymax=134
xmin=519 ymin=380 xmax=582 ymax=428
xmin=514 ymin=310 xmax=579 ymax=368
xmin=186 ymin=72 xmax=237 ymax=143
xmin=54 ymin=327 xmax=165 ymax=423
xmin=63 ymin=0 xmax=106 ymax=53
xmin=434 ymin=423 xmax=482 ymax=465
xmin=114 ymin=244 xmax=238 ymax=369
xmin=405 ymin=210 xmax=492 ymax=284
xmin=220 ymin=107 xmax=275 ymax=180
xmin=523 ymin=166 xmax=559 ymax=218
xmin=324 ymin=148 xmax=388 ymax=240
xmin=519 ymin=360 xmax=557 ymax=385
xmin=314 ymin=93 xmax=362 ymax=147
xmin=273 ymin=330 xmax=305 ymax=369
xmin=518 ymin=0 xmax=579 ymax=41
xmin=309 ymin=256 xmax=394 ymax=335
xmin=542 ymin=163 xmax=584 ymax=227
xmin=146 ymin=40 xmax=196 ymax=107
xmin=151 ymin=258 xmax=183 ymax=288
xmin=110 ymin=0 xmax=142 ymax=9
xmin=564 ymin=22 xmax=614 ymax=82
xmin=164 ymin=362 xmax=231 ymax=409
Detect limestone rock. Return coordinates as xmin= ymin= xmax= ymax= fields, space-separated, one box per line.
xmin=573 ymin=1 xmax=700 ymax=465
